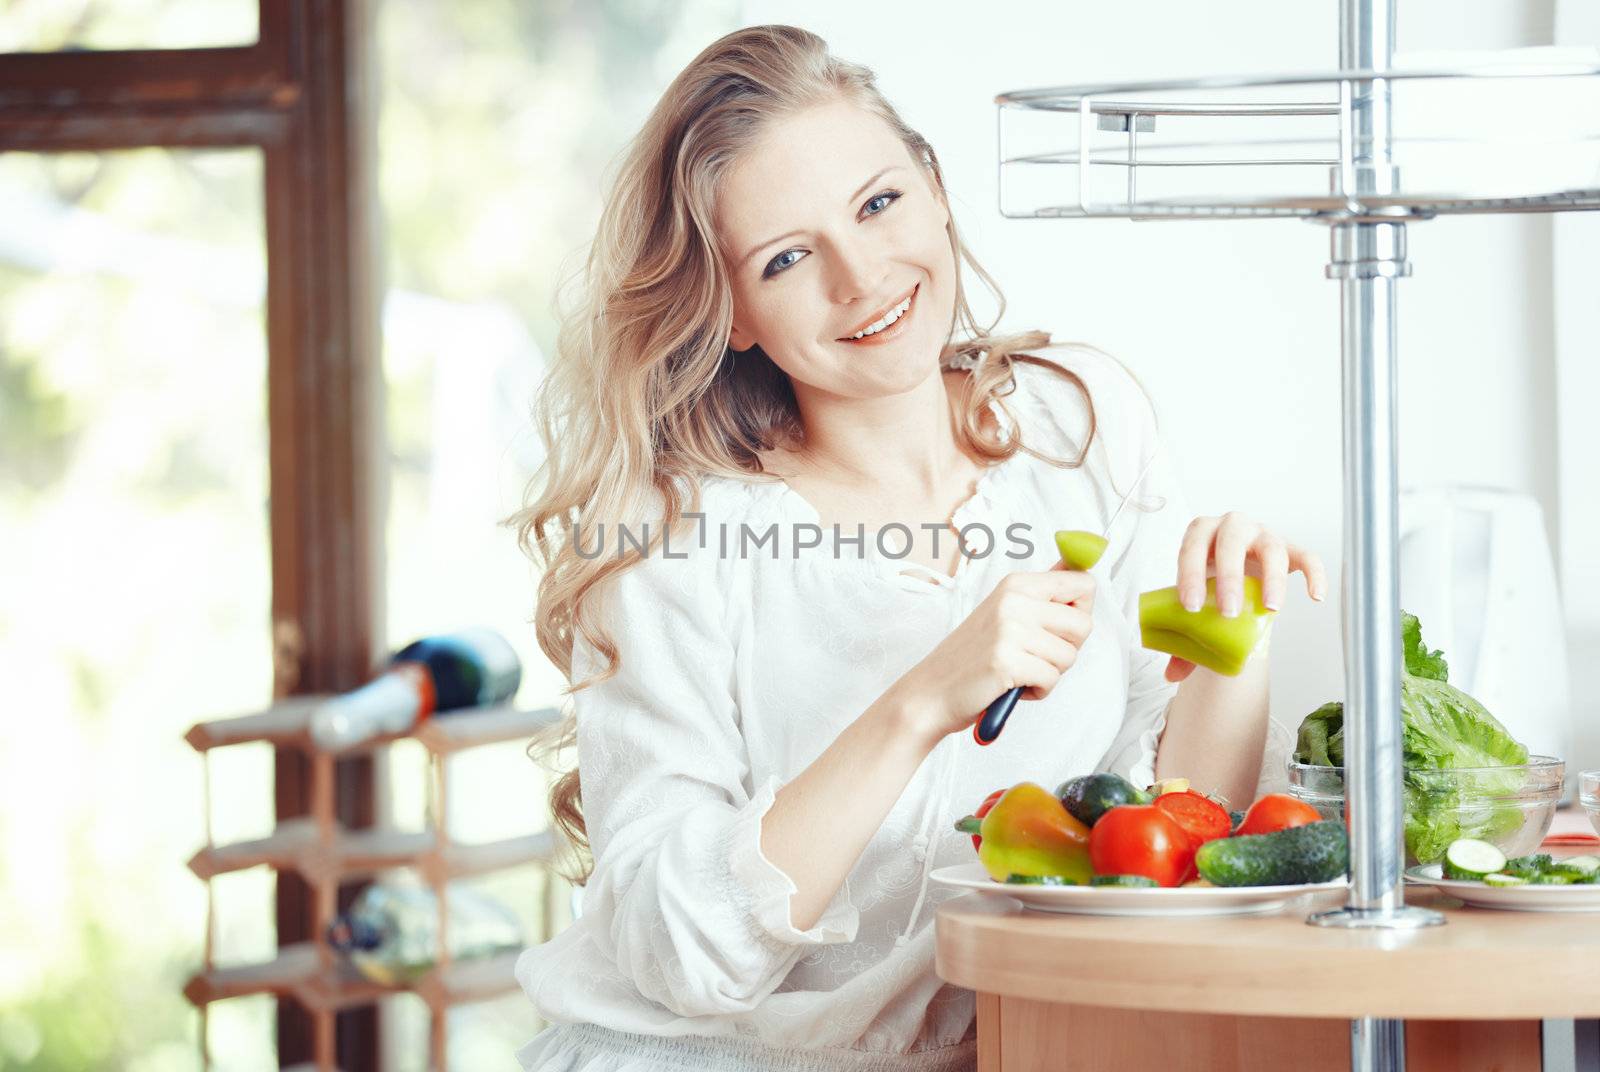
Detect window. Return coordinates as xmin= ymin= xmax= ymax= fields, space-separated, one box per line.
xmin=2 ymin=2 xmax=741 ymax=1066
xmin=0 ymin=0 xmax=258 ymax=52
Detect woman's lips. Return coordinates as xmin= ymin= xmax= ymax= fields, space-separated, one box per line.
xmin=838 ymin=284 xmax=918 ymax=347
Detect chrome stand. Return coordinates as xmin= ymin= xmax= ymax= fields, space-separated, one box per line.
xmin=1307 ymin=0 xmax=1443 ymax=937
xmin=1307 ymin=220 xmax=1440 ymax=938
xmin=1305 ymin=6 xmax=1447 ymax=1066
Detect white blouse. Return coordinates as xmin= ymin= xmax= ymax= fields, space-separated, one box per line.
xmin=514 ymin=344 xmax=1294 ymax=1072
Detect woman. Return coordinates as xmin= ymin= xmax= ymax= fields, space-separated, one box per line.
xmin=511 ymin=23 xmax=1324 ymax=1072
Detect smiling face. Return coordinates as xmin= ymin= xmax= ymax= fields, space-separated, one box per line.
xmin=716 ymin=97 xmax=956 ymax=401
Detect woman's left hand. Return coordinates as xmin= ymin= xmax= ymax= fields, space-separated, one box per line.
xmin=1166 ymin=512 xmax=1327 ymax=683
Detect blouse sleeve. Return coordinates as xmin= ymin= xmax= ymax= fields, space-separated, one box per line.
xmin=571 ymin=540 xmax=858 ymax=1020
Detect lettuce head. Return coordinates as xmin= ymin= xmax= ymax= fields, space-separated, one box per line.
xmin=1293 ymin=612 xmax=1530 ymax=863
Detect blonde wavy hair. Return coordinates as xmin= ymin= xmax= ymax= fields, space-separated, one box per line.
xmin=510 ymin=24 xmax=1099 ymax=884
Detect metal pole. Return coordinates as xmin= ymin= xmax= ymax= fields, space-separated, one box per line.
xmin=1334 ymin=220 xmax=1409 ymax=917
xmin=1353 ymin=1018 xmax=1407 ymax=1070
xmin=1306 ymin=1 xmax=1446 ymax=1069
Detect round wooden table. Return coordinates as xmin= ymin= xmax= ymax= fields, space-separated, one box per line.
xmin=936 ymin=885 xmax=1600 ymax=1071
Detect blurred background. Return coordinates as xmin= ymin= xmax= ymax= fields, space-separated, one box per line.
xmin=1 ymin=0 xmax=1595 ymax=1069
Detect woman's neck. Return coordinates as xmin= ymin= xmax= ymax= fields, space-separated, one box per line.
xmin=777 ymin=368 xmax=974 ymax=493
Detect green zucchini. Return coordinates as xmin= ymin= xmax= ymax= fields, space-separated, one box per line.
xmin=1004 ymin=874 xmax=1077 ymax=886
xmin=1090 ymin=874 xmax=1158 ymax=888
xmin=1482 ymin=872 xmax=1528 ymax=888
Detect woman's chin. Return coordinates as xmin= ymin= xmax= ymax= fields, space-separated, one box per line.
xmin=851 ymin=355 xmax=944 ymax=397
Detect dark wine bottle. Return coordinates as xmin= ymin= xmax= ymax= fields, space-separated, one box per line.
xmin=308 ymin=627 xmax=521 ymax=750
xmin=325 ymin=881 xmax=524 ymax=986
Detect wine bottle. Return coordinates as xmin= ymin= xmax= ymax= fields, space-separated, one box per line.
xmin=325 ymin=881 xmax=524 ymax=986
xmin=307 ymin=627 xmax=522 ymax=750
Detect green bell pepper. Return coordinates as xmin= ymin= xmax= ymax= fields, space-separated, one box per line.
xmin=1054 ymin=530 xmax=1109 ymax=571
xmin=1138 ymin=575 xmax=1274 ymax=676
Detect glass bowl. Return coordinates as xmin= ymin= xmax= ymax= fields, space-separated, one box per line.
xmin=1286 ymin=755 xmax=1564 ymax=866
xmin=1582 ymin=770 xmax=1600 ymax=837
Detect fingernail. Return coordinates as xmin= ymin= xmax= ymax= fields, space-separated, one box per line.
xmin=1182 ymin=590 xmax=1201 ymax=612
xmin=1264 ymin=596 xmax=1282 ymax=611
xmin=1221 ymin=594 xmax=1239 ymax=618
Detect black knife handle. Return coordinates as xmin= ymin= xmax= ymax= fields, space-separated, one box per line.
xmin=973 ymin=686 xmax=1022 ymax=745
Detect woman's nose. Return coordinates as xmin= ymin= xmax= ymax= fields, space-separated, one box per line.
xmin=824 ymin=234 xmax=891 ymax=305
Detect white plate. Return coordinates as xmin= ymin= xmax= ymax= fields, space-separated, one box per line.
xmin=1405 ymin=864 xmax=1600 ymax=912
xmin=929 ymin=861 xmax=1346 ymax=917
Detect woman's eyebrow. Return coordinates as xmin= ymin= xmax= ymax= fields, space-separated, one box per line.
xmin=738 ymin=164 xmax=907 ymax=268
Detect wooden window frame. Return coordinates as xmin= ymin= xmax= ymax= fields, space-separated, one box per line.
xmin=0 ymin=2 xmax=387 ymax=1066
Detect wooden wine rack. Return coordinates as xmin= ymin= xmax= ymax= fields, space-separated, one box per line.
xmin=183 ymin=699 xmax=565 ymax=1070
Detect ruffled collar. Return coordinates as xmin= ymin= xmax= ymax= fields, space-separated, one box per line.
xmin=941 ymin=346 xmax=988 ymax=373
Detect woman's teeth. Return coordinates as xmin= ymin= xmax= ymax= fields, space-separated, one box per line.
xmin=849 ymin=291 xmax=913 ymax=339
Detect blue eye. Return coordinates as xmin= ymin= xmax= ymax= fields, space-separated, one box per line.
xmin=764 ymin=249 xmax=803 ymax=276
xmin=761 ymin=189 xmax=904 ymax=280
xmin=863 ymin=191 xmax=901 ymax=216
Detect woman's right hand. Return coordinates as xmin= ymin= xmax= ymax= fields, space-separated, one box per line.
xmin=893 ymin=561 xmax=1096 ymax=743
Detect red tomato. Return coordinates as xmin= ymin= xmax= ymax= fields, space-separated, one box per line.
xmin=969 ymin=789 xmax=1005 ymax=852
xmin=1153 ymin=791 xmax=1232 ymax=846
xmin=1235 ymin=793 xmax=1322 ymax=837
xmin=1088 ymin=804 xmax=1196 ymax=888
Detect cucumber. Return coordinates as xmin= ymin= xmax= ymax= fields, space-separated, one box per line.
xmin=1504 ymin=854 xmax=1553 ymax=878
xmin=1542 ymin=865 xmax=1592 ymax=883
xmin=1532 ymin=873 xmax=1575 ymax=885
xmin=1091 ymin=874 xmax=1158 ymax=888
xmin=1055 ymin=773 xmax=1151 ymax=828
xmin=1561 ymin=855 xmax=1600 ymax=875
xmin=1483 ymin=873 xmax=1528 ymax=888
xmin=1443 ymin=838 xmax=1507 ymax=881
xmin=1004 ymin=874 xmax=1076 ymax=885
xmin=1195 ymin=820 xmax=1349 ymax=887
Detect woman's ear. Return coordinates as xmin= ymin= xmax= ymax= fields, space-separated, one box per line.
xmin=728 ymin=322 xmax=755 ymax=352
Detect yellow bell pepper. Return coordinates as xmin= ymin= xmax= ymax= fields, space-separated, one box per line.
xmin=977 ymin=782 xmax=1093 ymax=884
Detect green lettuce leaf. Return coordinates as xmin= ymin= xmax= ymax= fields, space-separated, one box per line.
xmin=1295 ymin=701 xmax=1344 ymax=767
xmin=1292 ymin=612 xmax=1530 ymax=863
xmin=1400 ymin=675 xmax=1526 ymax=770
xmin=1401 ymin=611 xmax=1449 ymax=682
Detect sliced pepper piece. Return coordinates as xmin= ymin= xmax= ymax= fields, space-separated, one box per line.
xmin=1054 ymin=529 xmax=1109 ymax=571
xmin=977 ymin=782 xmax=1092 ymax=885
xmin=1138 ymin=575 xmax=1275 ymax=676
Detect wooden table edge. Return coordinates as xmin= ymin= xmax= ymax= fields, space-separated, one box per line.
xmin=935 ymin=889 xmax=1600 ymax=1021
